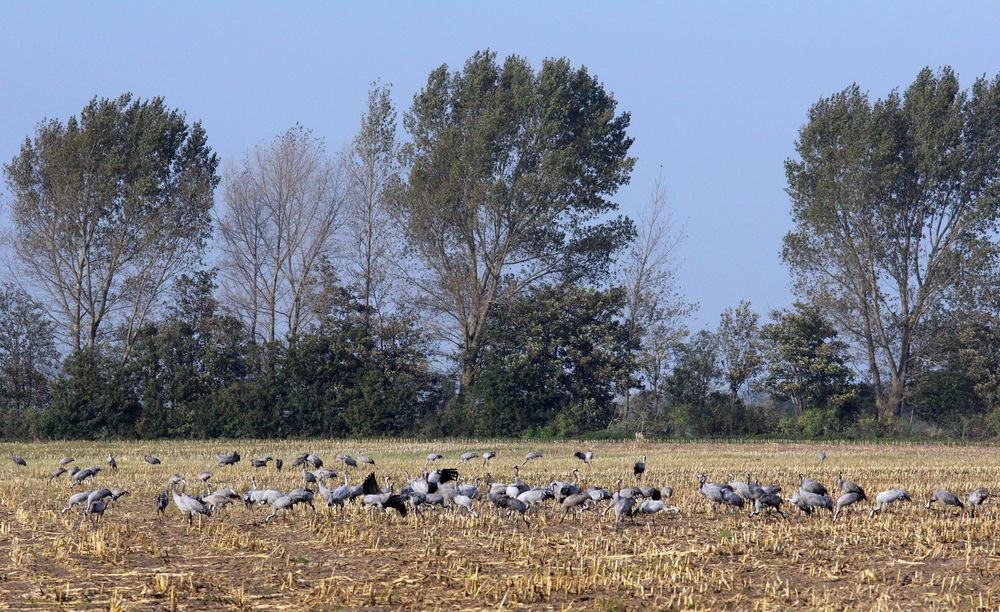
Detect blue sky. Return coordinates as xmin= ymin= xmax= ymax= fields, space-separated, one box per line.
xmin=2 ymin=2 xmax=997 ymax=329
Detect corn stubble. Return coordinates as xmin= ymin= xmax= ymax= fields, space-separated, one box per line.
xmin=0 ymin=439 xmax=997 ymax=609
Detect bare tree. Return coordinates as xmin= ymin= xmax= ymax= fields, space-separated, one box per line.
xmin=3 ymin=94 xmax=218 ymax=359
xmin=341 ymin=83 xmax=401 ymax=325
xmin=218 ymin=126 xmax=345 ymax=344
xmin=619 ymin=175 xmax=690 ymax=430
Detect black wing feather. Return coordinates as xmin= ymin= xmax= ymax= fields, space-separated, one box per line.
xmin=362 ymin=472 xmax=379 ymax=495
xmin=385 ymin=494 xmax=408 ymax=516
xmin=437 ymin=468 xmax=459 ymax=484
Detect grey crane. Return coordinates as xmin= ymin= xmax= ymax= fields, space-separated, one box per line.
xmin=337 ymin=454 xmax=358 ymax=469
xmin=217 ymin=451 xmax=240 ymax=467
xmin=202 ymin=488 xmax=241 ymax=511
xmin=59 ymin=456 xmax=75 ymax=466
xmin=749 ymin=493 xmax=786 ymax=519
xmin=968 ymin=488 xmax=990 ymax=518
xmin=361 ymin=472 xmax=408 ymax=516
xmin=290 ymin=453 xmax=308 ymax=468
xmin=71 ymin=466 xmax=102 ymax=486
xmin=496 ymin=495 xmax=529 ymax=525
xmin=517 ymin=488 xmax=553 ymax=507
xmin=198 ymin=471 xmax=213 ymax=484
xmin=837 ymin=472 xmax=865 ymax=497
xmin=633 ymin=455 xmax=647 ymax=482
xmin=869 ymin=489 xmax=912 ymax=518
xmin=408 ymin=468 xmax=458 ymax=495
xmin=457 ymin=478 xmax=480 ymax=499
xmin=727 ymin=473 xmax=752 ymax=499
xmin=144 ymin=454 xmax=161 ymax=465
xmin=787 ymin=490 xmax=833 ymax=515
xmin=638 ymin=498 xmax=681 ymax=522
xmin=48 ymin=467 xmax=68 ymax=483
xmin=86 ymin=499 xmax=109 ymax=523
xmin=522 ymin=451 xmax=544 ymax=466
xmin=106 ymin=454 xmax=117 ymax=471
xmin=244 ymin=476 xmax=283 ymax=508
xmin=428 ymin=467 xmax=460 ymax=486
xmin=697 ymin=474 xmax=732 ymax=510
xmin=722 ymin=488 xmax=745 ymax=509
xmin=155 ymin=491 xmax=169 ymax=517
xmin=87 ymin=488 xmax=114 ymax=507
xmin=110 ymin=488 xmax=130 ymax=501
xmin=275 ymin=458 xmax=283 ymax=471
xmin=559 ymin=490 xmax=592 ymax=523
xmin=927 ymin=489 xmax=964 ymax=514
xmin=62 ymin=491 xmax=92 ymax=514
xmin=453 ymin=493 xmax=478 ymax=517
xmin=504 ymin=466 xmax=529 ymax=498
xmin=605 ymin=480 xmax=638 ymax=529
xmin=287 ymin=487 xmax=316 ymax=511
xmin=482 ymin=451 xmax=496 ymax=467
xmin=746 ymin=473 xmax=781 ymax=500
xmin=798 ymin=474 xmax=828 ymax=496
xmin=459 ymin=451 xmax=478 ymax=463
xmin=302 ymin=469 xmax=318 ymax=485
xmin=357 ymin=454 xmax=375 ymax=466
xmin=314 ymin=468 xmax=338 ymax=481
xmin=426 ymin=453 xmax=444 ymax=462
xmin=573 ymin=450 xmax=594 ymax=465
xmin=10 ymin=451 xmax=27 ymax=467
xmin=317 ymin=477 xmax=337 ymax=507
xmin=587 ymin=486 xmax=613 ymax=503
xmin=305 ymin=453 xmax=323 ymax=469
xmin=818 ymin=450 xmax=827 ymax=463
xmin=264 ymin=493 xmax=294 ymax=523
xmin=251 ymin=456 xmax=272 ymax=468
xmin=833 ymin=491 xmax=866 ymax=521
xmin=171 ymin=480 xmax=211 ymax=525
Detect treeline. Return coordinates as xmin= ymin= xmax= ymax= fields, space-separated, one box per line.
xmin=1 ymin=54 xmax=998 ymax=440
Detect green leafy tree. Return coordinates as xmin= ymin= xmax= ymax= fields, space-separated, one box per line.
xmin=783 ymin=67 xmax=1000 ymax=424
xmin=470 ymin=285 xmax=634 ymax=437
xmin=761 ymin=303 xmax=856 ymax=420
xmin=399 ymin=51 xmax=636 ymax=409
xmin=0 ymin=283 xmax=58 ymax=438
xmin=5 ymin=94 xmax=219 ymax=358
xmin=127 ymin=271 xmax=248 ymax=438
xmin=44 ymin=349 xmax=139 ymax=439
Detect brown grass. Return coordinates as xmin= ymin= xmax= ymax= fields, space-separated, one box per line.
xmin=1 ymin=439 xmax=999 ymax=610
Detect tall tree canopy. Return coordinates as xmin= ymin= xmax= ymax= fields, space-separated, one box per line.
xmin=4 ymin=94 xmax=219 ymax=358
xmin=783 ymin=67 xmax=1000 ymax=423
xmin=399 ymin=50 xmax=635 ymax=399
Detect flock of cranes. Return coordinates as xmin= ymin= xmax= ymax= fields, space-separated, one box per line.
xmin=8 ymin=448 xmax=993 ymax=527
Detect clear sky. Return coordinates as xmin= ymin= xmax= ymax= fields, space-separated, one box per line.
xmin=1 ymin=2 xmax=997 ymax=329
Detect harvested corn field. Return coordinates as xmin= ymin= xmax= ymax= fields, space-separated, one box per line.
xmin=1 ymin=439 xmax=999 ymax=609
